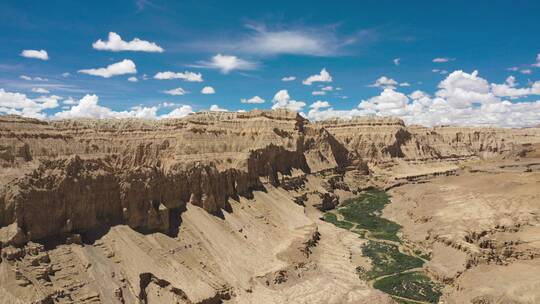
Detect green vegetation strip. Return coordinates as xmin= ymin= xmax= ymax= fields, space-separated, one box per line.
xmin=322 ymin=188 xmax=442 ymax=303
xmin=339 ymin=189 xmax=402 ymax=242
xmin=358 ymin=241 xmax=424 ymax=280
xmin=374 ymin=272 xmax=442 ymax=303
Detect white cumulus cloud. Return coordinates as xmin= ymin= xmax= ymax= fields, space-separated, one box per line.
xmin=491 ymin=76 xmax=540 ymax=98
xmin=128 ymin=76 xmax=138 ymax=82
xmin=1 ymin=90 xmax=198 ymax=120
xmin=0 ymin=89 xmax=59 ymax=119
xmin=435 ymin=70 xmax=496 ymax=108
xmin=53 ymin=95 xmax=157 ymax=119
xmin=20 ymin=49 xmax=49 ymax=60
xmin=153 ymin=71 xmax=203 ymax=82
xmin=92 ymin=32 xmax=164 ymax=52
xmin=160 ymin=105 xmax=193 ymax=119
xmin=78 ymin=59 xmax=137 ymax=78
xmin=302 ymin=68 xmax=332 ymax=85
xmin=310 ymin=100 xmax=330 ymax=110
xmin=370 ymin=76 xmax=398 ymax=89
xmin=308 ymin=70 xmax=540 ymax=128
xmin=271 ymin=89 xmax=305 ymax=112
xmin=359 ymin=88 xmax=409 ymax=116
xmin=241 ymin=96 xmax=265 ymax=104
xmin=201 ymin=86 xmax=215 ymax=94
xmin=209 ymin=104 xmax=227 ymax=112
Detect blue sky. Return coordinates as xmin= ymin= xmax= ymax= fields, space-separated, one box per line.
xmin=1 ymin=0 xmax=540 ymax=126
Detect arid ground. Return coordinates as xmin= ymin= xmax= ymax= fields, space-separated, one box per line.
xmin=1 ymin=111 xmax=539 ymax=303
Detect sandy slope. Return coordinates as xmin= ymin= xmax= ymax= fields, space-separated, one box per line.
xmin=0 ymin=186 xmax=392 ymax=303
xmin=385 ymin=159 xmax=540 ymax=303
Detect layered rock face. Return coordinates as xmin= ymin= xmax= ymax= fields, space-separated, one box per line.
xmin=2 ymin=112 xmax=540 ymax=244
xmin=319 ymin=117 xmax=540 ymax=163
xmin=0 ymin=110 xmax=350 ymax=244
xmin=2 ymin=111 xmax=540 ymax=303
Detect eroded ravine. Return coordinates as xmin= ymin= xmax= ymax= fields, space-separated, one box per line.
xmin=322 ymin=189 xmax=443 ymax=304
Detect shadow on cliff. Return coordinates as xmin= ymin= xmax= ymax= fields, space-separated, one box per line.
xmin=38 ymin=207 xmax=189 ymax=250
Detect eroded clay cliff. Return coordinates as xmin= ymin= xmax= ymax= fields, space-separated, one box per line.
xmin=0 ymin=110 xmax=354 ymax=245
xmin=1 ymin=110 xmax=540 ymax=304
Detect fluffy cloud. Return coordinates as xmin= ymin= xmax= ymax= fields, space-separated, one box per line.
xmin=359 ymin=88 xmax=409 ymax=116
xmin=271 ymin=89 xmax=305 ymax=112
xmin=241 ymin=96 xmax=265 ymax=104
xmin=393 ymin=58 xmax=400 ymax=66
xmin=403 ymin=89 xmax=540 ymax=128
xmin=370 ymin=76 xmax=398 ymax=89
xmin=78 ymin=59 xmax=136 ymax=78
xmin=435 ymin=70 xmax=496 ymax=108
xmin=321 ymin=86 xmax=333 ymax=91
xmin=370 ymin=77 xmax=409 ymax=89
xmin=201 ymin=86 xmax=215 ymax=94
xmin=163 ymin=87 xmax=186 ymax=96
xmin=128 ymin=76 xmax=138 ymax=82
xmin=31 ymin=88 xmax=50 ymax=94
xmin=92 ymin=32 xmax=164 ymax=52
xmin=209 ymin=104 xmax=227 ymax=112
xmin=310 ymin=100 xmax=330 ymax=110
xmin=491 ymin=76 xmax=540 ymax=98
xmin=160 ymin=105 xmax=193 ymax=119
xmin=20 ymin=49 xmax=49 ymax=60
xmin=153 ymin=71 xmax=203 ymax=82
xmin=302 ymin=68 xmax=332 ymax=85
xmin=54 ymin=95 xmax=196 ymax=120
xmin=432 ymin=57 xmax=453 ymax=63
xmin=53 ymin=95 xmax=156 ymax=119
xmin=307 ymin=103 xmax=362 ymax=121
xmin=307 ymin=70 xmax=540 ymax=128
xmin=0 ymin=89 xmax=59 ymax=119
xmin=282 ymin=76 xmax=296 ymax=81
xmin=191 ymin=54 xmax=258 ymax=74
xmin=1 ymin=91 xmax=198 ymax=120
